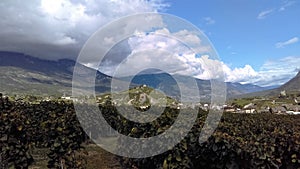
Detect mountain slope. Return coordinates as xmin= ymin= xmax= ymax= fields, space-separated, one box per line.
xmin=0 ymin=51 xmax=112 ymax=96
xmin=0 ymin=51 xmax=273 ymax=99
xmin=122 ymin=72 xmax=272 ymax=99
xmin=279 ymin=71 xmax=300 ymax=92
xmin=236 ymin=71 xmax=300 ymax=98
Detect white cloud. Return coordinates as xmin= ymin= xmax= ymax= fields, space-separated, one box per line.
xmin=191 ymin=55 xmax=299 ymax=87
xmin=77 ymin=13 xmax=165 ymax=65
xmin=0 ymin=0 xmax=167 ymax=60
xmin=204 ymin=17 xmax=215 ymax=25
xmin=257 ymin=9 xmax=274 ymax=19
xmin=2 ymin=1 xmax=297 ymax=88
xmin=211 ymin=56 xmax=300 ymax=87
xmin=276 ymin=37 xmax=299 ymax=48
xmin=98 ymin=31 xmax=257 ymax=84
xmin=253 ymin=56 xmax=300 ymax=86
xmin=279 ymin=1 xmax=296 ymax=11
xmin=98 ymin=30 xmax=300 ymax=87
xmin=100 ymin=30 xmax=200 ymax=77
xmin=196 ymin=56 xmax=300 ymax=87
xmin=97 ymin=29 xmax=299 ymax=87
xmin=55 ymin=36 xmax=78 ymax=45
xmin=223 ymin=65 xmax=258 ymax=83
xmin=158 ymin=29 xmax=212 ymax=53
xmin=98 ymin=28 xmax=214 ymax=78
xmin=258 ymin=2 xmax=296 ymax=19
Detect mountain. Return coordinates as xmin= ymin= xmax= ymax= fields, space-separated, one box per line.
xmin=0 ymin=51 xmax=74 ymax=75
xmin=227 ymin=82 xmax=275 ymax=94
xmin=279 ymin=71 xmax=300 ymax=92
xmin=236 ymin=71 xmax=300 ymax=98
xmin=0 ymin=51 xmax=272 ymax=100
xmin=122 ymin=72 xmax=271 ymax=100
xmin=0 ymin=51 xmax=112 ymax=96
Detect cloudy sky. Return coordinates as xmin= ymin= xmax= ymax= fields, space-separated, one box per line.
xmin=1 ymin=0 xmax=300 ymax=87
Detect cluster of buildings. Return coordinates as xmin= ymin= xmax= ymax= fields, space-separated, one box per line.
xmin=58 ymin=87 xmax=300 ymax=116
xmin=224 ymin=101 xmax=300 ymax=115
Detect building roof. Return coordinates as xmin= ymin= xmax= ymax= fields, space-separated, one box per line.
xmin=270 ymin=106 xmax=286 ymax=113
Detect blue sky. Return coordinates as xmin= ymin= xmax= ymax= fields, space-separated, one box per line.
xmin=0 ymin=0 xmax=299 ymax=87
xmin=166 ymin=0 xmax=300 ymax=68
xmin=164 ymin=0 xmax=300 ymax=86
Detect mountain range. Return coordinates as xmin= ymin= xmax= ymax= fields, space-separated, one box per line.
xmin=0 ymin=51 xmax=113 ymax=96
xmin=1 ymin=51 xmax=297 ymax=100
xmin=239 ymin=71 xmax=300 ymax=98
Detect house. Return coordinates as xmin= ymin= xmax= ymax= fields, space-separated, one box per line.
xmin=243 ymin=103 xmax=256 ymax=113
xmin=257 ymin=106 xmax=270 ymax=114
xmin=224 ymin=106 xmax=236 ymax=113
xmin=295 ymin=97 xmax=300 ymax=105
xmin=270 ymin=106 xmax=286 ymax=114
xmin=61 ymin=96 xmax=78 ymax=102
xmin=201 ymin=103 xmax=209 ymax=111
xmin=42 ymin=96 xmax=52 ymax=101
xmin=61 ymin=96 xmax=71 ymax=100
xmin=211 ymin=104 xmax=222 ymax=111
xmin=285 ymin=105 xmax=300 ymax=112
xmin=279 ymin=90 xmax=287 ymax=97
xmin=243 ymin=106 xmax=256 ymax=113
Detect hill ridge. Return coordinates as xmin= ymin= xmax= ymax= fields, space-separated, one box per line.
xmin=0 ymin=51 xmax=275 ymax=98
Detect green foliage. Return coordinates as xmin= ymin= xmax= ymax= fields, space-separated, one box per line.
xmin=231 ymin=98 xmax=254 ymax=108
xmin=0 ymin=96 xmax=34 ymax=168
xmin=1 ymin=94 xmax=300 ymax=169
xmin=114 ymin=106 xmax=300 ymax=169
xmin=0 ymin=96 xmax=87 ymax=168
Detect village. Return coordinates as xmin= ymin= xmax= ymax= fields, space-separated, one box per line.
xmin=223 ymin=90 xmax=300 ymax=115
xmin=2 ymin=87 xmax=300 ymax=115
xmin=94 ymin=86 xmax=300 ymax=115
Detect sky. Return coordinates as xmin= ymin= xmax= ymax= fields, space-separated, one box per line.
xmin=165 ymin=0 xmax=300 ymax=86
xmin=0 ymin=0 xmax=299 ymax=87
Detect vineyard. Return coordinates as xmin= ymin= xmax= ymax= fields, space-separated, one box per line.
xmin=0 ymin=95 xmax=300 ymax=169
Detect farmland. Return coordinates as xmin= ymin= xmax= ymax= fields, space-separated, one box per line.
xmin=1 ymin=94 xmax=300 ymax=168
